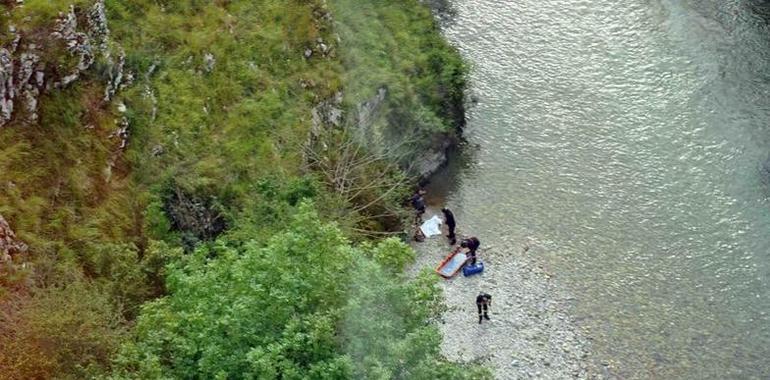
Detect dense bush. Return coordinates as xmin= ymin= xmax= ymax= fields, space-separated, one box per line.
xmin=111 ymin=205 xmax=489 ymax=379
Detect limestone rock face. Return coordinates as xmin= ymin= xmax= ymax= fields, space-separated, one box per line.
xmin=104 ymin=51 xmax=130 ymax=102
xmin=0 ymin=22 xmax=41 ymax=127
xmin=0 ymin=214 xmax=27 ymax=263
xmin=411 ymin=135 xmax=453 ymax=179
xmin=50 ymin=1 xmax=110 ymax=87
xmin=0 ymin=0 xmax=125 ymax=128
xmin=18 ymin=52 xmax=41 ymax=122
xmin=356 ymin=86 xmax=388 ymax=133
xmin=310 ymin=91 xmax=344 ymax=137
xmin=87 ymin=0 xmax=110 ymax=53
xmin=203 ymin=53 xmax=216 ymax=73
xmin=352 ymin=86 xmax=456 ymax=179
xmin=0 ymin=48 xmax=15 ymax=124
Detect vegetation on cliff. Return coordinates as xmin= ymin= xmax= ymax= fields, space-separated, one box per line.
xmin=331 ymin=0 xmax=468 ymax=176
xmin=0 ymin=0 xmax=477 ymax=378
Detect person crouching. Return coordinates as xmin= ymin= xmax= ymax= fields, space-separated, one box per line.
xmin=460 ymin=236 xmax=480 ymax=266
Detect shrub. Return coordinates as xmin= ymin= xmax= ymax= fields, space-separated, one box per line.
xmin=111 ymin=204 xmax=490 ymax=378
xmin=0 ymin=280 xmax=127 ymax=379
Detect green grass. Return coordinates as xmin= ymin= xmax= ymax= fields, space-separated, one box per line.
xmin=0 ymin=0 xmax=477 ymax=377
xmin=330 ymin=0 xmax=468 ymax=168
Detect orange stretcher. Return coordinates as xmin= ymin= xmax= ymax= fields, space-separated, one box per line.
xmin=435 ymin=251 xmax=468 ymax=279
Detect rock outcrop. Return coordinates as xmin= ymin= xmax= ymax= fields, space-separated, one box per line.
xmin=411 ymin=134 xmax=453 ymax=178
xmin=104 ymin=51 xmax=132 ymax=102
xmin=50 ymin=1 xmax=110 ymax=86
xmin=310 ymin=91 xmax=344 ymax=136
xmin=1 ymin=47 xmax=16 ymax=123
xmin=0 ymin=21 xmax=45 ymax=126
xmin=203 ymin=52 xmax=216 ymax=73
xmin=0 ymin=0 xmax=128 ymax=128
xmin=0 ymin=214 xmax=27 ymax=264
xmin=419 ymin=0 xmax=458 ymax=22
xmin=356 ymin=86 xmax=388 ymax=135
xmin=351 ymin=85 xmax=458 ymax=179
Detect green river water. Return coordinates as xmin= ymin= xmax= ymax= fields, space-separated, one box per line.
xmin=434 ymin=0 xmax=770 ymax=378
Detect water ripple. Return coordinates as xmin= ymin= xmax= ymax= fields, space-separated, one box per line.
xmin=442 ymin=0 xmax=770 ymax=378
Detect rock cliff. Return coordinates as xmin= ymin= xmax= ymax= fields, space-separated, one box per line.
xmin=0 ymin=0 xmax=126 ymax=128
xmin=0 ymin=213 xmax=26 ymax=264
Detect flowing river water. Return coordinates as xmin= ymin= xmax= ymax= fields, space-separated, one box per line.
xmin=430 ymin=0 xmax=770 ymax=378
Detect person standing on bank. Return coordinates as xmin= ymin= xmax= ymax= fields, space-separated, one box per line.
xmin=441 ymin=207 xmax=456 ymax=245
xmin=460 ymin=236 xmax=480 ymax=266
xmin=410 ymin=189 xmax=427 ymax=223
xmin=476 ymin=293 xmax=492 ymax=324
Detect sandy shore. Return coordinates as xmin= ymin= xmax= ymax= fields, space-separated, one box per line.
xmin=409 ymin=210 xmax=598 ymax=379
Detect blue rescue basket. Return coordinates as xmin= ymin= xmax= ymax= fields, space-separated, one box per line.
xmin=462 ymin=261 xmax=484 ymax=277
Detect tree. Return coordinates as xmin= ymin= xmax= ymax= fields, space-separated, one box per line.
xmin=112 ymin=203 xmax=354 ymax=378
xmin=111 ymin=203 xmax=490 ymax=379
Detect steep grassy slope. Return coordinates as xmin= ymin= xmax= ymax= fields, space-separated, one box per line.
xmin=0 ymin=0 xmax=479 ymax=378
xmin=332 ymin=0 xmax=467 ymax=177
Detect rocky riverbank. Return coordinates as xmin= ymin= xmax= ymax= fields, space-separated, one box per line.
xmin=410 ymin=208 xmax=598 ymax=379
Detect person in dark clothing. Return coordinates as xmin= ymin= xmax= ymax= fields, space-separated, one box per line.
xmin=460 ymin=236 xmax=480 ymax=266
xmin=441 ymin=207 xmax=456 ymax=245
xmin=476 ymin=293 xmax=492 ymax=324
xmin=410 ymin=189 xmax=426 ymax=222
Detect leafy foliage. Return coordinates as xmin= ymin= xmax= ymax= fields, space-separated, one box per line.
xmin=0 ymin=0 xmax=477 ymax=378
xmin=112 ymin=205 xmax=488 ymax=379
xmin=112 ymin=205 xmax=351 ymax=378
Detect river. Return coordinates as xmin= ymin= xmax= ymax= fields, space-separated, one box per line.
xmin=432 ymin=0 xmax=770 ymax=378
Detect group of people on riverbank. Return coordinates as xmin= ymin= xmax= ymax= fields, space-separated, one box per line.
xmin=410 ymin=189 xmax=492 ymax=324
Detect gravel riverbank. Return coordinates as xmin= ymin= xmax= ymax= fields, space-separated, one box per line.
xmin=409 ymin=209 xmax=598 ymax=379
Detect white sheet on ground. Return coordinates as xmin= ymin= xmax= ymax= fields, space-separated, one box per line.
xmin=419 ymin=215 xmax=443 ymax=237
